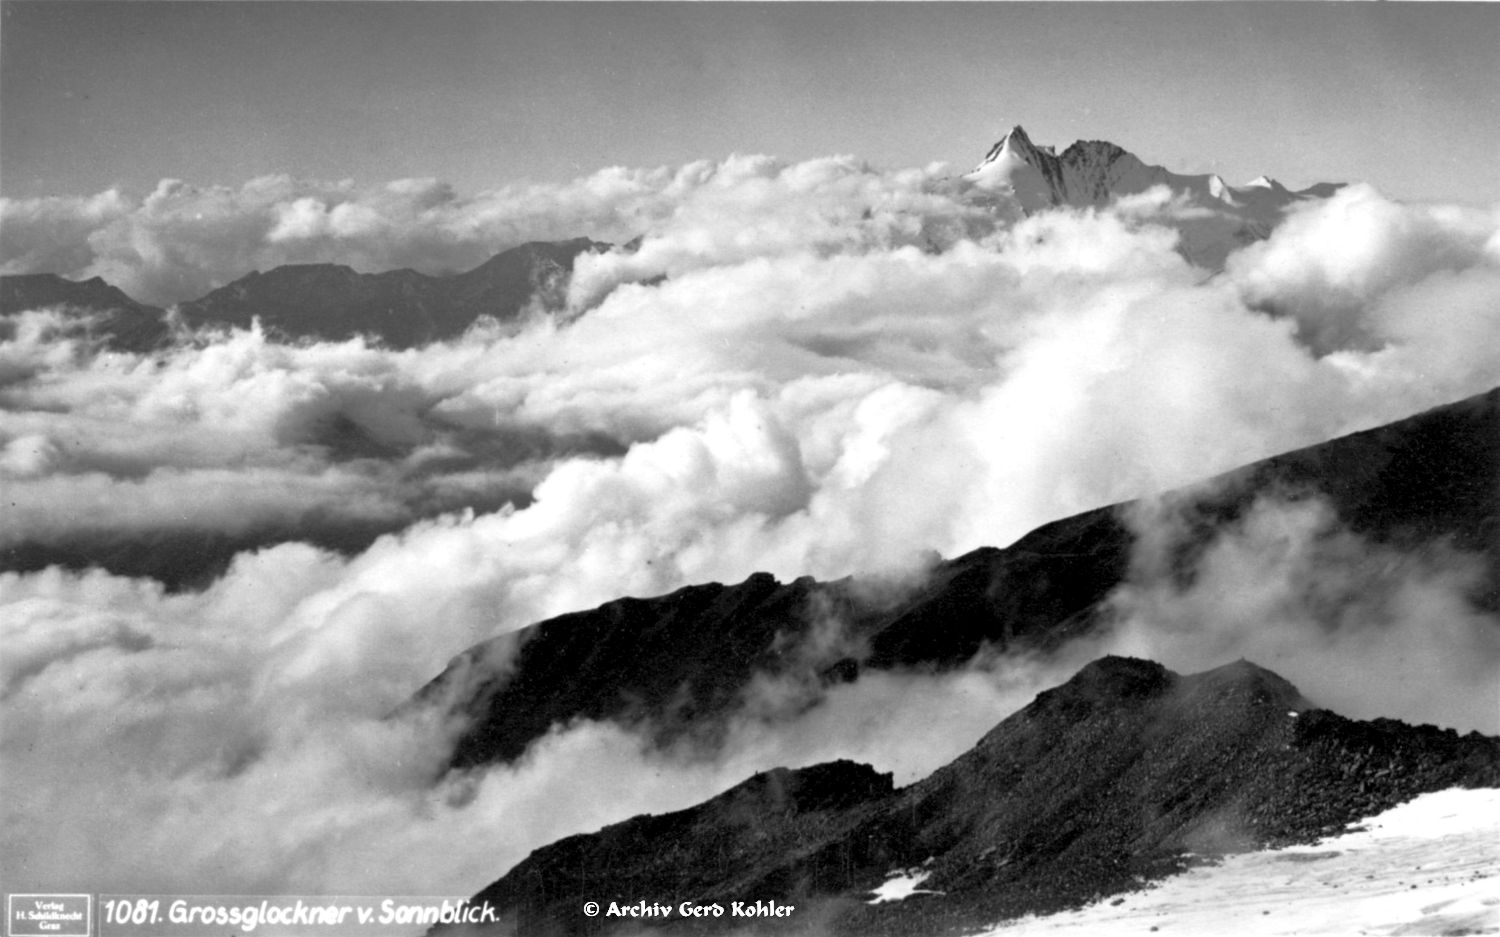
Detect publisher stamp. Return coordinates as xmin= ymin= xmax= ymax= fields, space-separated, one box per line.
xmin=7 ymin=895 xmax=91 ymax=937
xmin=95 ymin=897 xmax=496 ymax=937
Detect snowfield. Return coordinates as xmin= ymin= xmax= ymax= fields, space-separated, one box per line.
xmin=981 ymin=787 xmax=1499 ymax=936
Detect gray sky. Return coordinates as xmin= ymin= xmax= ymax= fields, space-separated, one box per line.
xmin=3 ymin=2 xmax=1498 ymax=203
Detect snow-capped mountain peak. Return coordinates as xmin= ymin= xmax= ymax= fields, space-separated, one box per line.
xmin=978 ymin=125 xmax=1054 ymax=165
xmin=966 ymin=126 xmax=1344 ymax=268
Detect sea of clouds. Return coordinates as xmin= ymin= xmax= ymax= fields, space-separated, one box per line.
xmin=3 ymin=156 xmax=1498 ymax=898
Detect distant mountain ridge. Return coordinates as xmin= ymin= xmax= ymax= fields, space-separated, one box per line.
xmin=178 ymin=237 xmax=607 ymax=348
xmin=454 ymin=656 xmax=1500 ymax=936
xmin=966 ymin=125 xmax=1343 ymax=267
xmin=0 ymin=237 xmax=607 ymax=351
xmin=415 ymin=386 xmax=1499 ymax=771
xmin=2 ymin=129 xmax=1342 ymax=345
xmin=0 ymin=273 xmax=173 ymax=352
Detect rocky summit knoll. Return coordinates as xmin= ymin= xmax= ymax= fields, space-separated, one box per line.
xmin=446 ymin=656 xmax=1500 ymax=936
xmin=413 ymin=386 xmax=1499 ymax=771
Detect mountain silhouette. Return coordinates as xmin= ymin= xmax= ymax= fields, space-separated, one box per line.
xmin=0 ymin=237 xmax=606 ymax=352
xmin=177 ymin=237 xmax=607 ymax=347
xmin=456 ymin=656 xmax=1500 ymax=935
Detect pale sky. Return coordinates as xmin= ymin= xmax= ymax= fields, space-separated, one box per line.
xmin=3 ymin=2 xmax=1498 ymax=204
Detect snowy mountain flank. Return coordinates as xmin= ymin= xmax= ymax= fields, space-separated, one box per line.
xmin=967 ymin=125 xmax=1342 ymax=267
xmin=981 ymin=787 xmax=1498 ymax=936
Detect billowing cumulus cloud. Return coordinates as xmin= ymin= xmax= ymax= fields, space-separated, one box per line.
xmin=0 ymin=158 xmax=992 ymax=306
xmin=1226 ymin=186 xmax=1500 ymax=353
xmin=2 ymin=156 xmax=1498 ymax=899
xmin=0 ymin=558 xmax=1082 ymax=897
xmin=1098 ymin=493 xmax=1500 ymax=733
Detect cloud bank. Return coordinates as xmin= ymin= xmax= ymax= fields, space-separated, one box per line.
xmin=2 ymin=159 xmax=1498 ymax=899
xmin=0 ymin=157 xmax=991 ymax=306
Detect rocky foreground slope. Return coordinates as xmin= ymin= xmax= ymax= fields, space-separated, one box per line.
xmin=414 ymin=386 xmax=1499 ymax=771
xmin=451 ymin=656 xmax=1500 ymax=936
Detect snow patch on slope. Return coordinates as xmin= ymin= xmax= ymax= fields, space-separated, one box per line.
xmin=982 ymin=787 xmax=1500 ymax=936
xmin=868 ymin=865 xmax=944 ymax=904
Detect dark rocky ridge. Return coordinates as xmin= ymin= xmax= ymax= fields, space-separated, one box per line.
xmin=416 ymin=387 xmax=1499 ymax=771
xmin=454 ymin=656 xmax=1500 ymax=936
xmin=177 ymin=237 xmax=608 ymax=348
xmin=0 ymin=273 xmax=172 ymax=352
xmin=0 ymin=237 xmax=605 ymax=352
